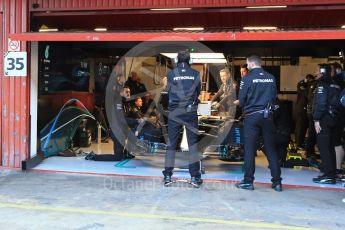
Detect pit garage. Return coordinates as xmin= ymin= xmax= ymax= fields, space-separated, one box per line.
xmin=10 ymin=1 xmax=345 ymax=190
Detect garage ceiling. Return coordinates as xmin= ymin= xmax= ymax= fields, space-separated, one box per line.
xmin=31 ymin=6 xmax=345 ymax=31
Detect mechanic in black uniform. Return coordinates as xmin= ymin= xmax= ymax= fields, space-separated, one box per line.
xmin=330 ymin=63 xmax=345 ymax=176
xmin=312 ymin=64 xmax=342 ymax=184
xmin=162 ymin=50 xmax=202 ymax=187
xmin=236 ymin=55 xmax=282 ymax=192
xmin=305 ymin=75 xmax=319 ymax=162
xmin=125 ymin=71 xmax=147 ymax=97
xmin=85 ymin=73 xmax=137 ymax=161
xmin=295 ymin=74 xmax=315 ymax=148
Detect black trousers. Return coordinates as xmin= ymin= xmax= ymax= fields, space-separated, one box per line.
xmin=295 ymin=110 xmax=308 ymax=147
xmin=163 ymin=108 xmax=200 ymax=177
xmin=275 ymin=132 xmax=290 ymax=165
xmin=243 ymin=113 xmax=282 ymax=183
xmin=94 ymin=129 xmax=127 ymax=161
xmin=317 ymin=115 xmax=336 ymax=178
xmin=306 ymin=114 xmax=317 ymax=157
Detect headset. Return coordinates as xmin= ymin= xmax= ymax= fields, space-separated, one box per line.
xmin=174 ymin=56 xmax=193 ymax=65
xmin=320 ymin=67 xmax=327 ymax=74
xmin=174 ymin=50 xmax=193 ymax=65
xmin=319 ymin=64 xmax=330 ymax=76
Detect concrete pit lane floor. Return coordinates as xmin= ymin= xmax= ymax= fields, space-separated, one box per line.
xmin=0 ymin=169 xmax=344 ymax=230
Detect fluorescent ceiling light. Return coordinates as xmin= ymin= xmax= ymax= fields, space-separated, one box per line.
xmin=94 ymin=28 xmax=107 ymax=32
xmin=246 ymin=5 xmax=287 ymax=9
xmin=150 ymin=8 xmax=191 ymax=11
xmin=39 ymin=28 xmax=58 ymax=32
xmin=243 ymin=26 xmax=277 ymax=30
xmin=173 ymin=27 xmax=204 ymax=31
xmin=192 ymin=58 xmax=227 ymax=64
xmin=161 ymin=53 xmax=225 ymax=59
xmin=341 ymin=25 xmax=345 ymax=29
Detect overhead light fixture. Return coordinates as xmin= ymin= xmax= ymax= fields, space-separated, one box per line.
xmin=94 ymin=28 xmax=107 ymax=32
xmin=243 ymin=26 xmax=277 ymax=30
xmin=39 ymin=28 xmax=58 ymax=32
xmin=161 ymin=53 xmax=225 ymax=59
xmin=160 ymin=53 xmax=226 ymax=64
xmin=246 ymin=5 xmax=287 ymax=9
xmin=173 ymin=27 xmax=204 ymax=31
xmin=341 ymin=25 xmax=345 ymax=29
xmin=192 ymin=58 xmax=227 ymax=64
xmin=150 ymin=8 xmax=192 ymax=11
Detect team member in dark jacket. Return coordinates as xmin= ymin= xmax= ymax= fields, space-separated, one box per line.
xmin=305 ymin=77 xmax=318 ymax=160
xmin=236 ymin=55 xmax=282 ymax=192
xmin=312 ymin=64 xmax=341 ymax=184
xmin=162 ymin=50 xmax=202 ymax=187
xmin=295 ymin=74 xmax=314 ymax=148
xmin=125 ymin=71 xmax=147 ymax=97
xmin=86 ymin=73 xmax=137 ymax=161
xmin=211 ymin=68 xmax=237 ymax=117
xmin=330 ymin=63 xmax=345 ymax=176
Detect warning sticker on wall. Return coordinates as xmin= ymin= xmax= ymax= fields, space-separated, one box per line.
xmin=8 ymin=38 xmax=21 ymax=52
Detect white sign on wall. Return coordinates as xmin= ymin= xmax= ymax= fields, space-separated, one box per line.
xmin=8 ymin=38 xmax=21 ymax=51
xmin=4 ymin=52 xmax=27 ymax=77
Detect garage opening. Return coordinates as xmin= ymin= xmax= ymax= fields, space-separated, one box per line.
xmin=19 ymin=35 xmax=343 ymax=189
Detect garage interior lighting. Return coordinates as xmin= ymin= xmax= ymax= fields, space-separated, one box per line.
xmin=94 ymin=28 xmax=107 ymax=32
xmin=243 ymin=26 xmax=277 ymax=30
xmin=150 ymin=8 xmax=192 ymax=11
xmin=161 ymin=53 xmax=225 ymax=59
xmin=161 ymin=53 xmax=226 ymax=63
xmin=246 ymin=5 xmax=287 ymax=9
xmin=39 ymin=28 xmax=58 ymax=32
xmin=192 ymin=58 xmax=227 ymax=64
xmin=173 ymin=27 xmax=204 ymax=31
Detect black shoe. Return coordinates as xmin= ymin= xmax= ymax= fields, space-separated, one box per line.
xmin=335 ymin=169 xmax=345 ymax=179
xmin=85 ymin=151 xmax=96 ymax=160
xmin=163 ymin=175 xmax=173 ymax=187
xmin=235 ymin=180 xmax=254 ymax=190
xmin=190 ymin=176 xmax=203 ymax=188
xmin=272 ymin=182 xmax=283 ymax=192
xmin=125 ymin=153 xmax=135 ymax=159
xmin=312 ymin=175 xmax=336 ymax=184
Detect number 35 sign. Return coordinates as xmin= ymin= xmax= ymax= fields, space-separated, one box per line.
xmin=4 ymin=52 xmax=27 ymax=77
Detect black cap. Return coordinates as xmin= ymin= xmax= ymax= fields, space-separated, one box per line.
xmin=177 ymin=50 xmax=190 ymax=63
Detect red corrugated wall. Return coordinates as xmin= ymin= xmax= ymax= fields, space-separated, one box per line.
xmin=0 ymin=0 xmax=29 ymax=167
xmin=30 ymin=0 xmax=345 ymax=11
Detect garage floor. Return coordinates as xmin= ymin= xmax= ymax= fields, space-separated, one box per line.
xmin=33 ymin=142 xmax=345 ymax=190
